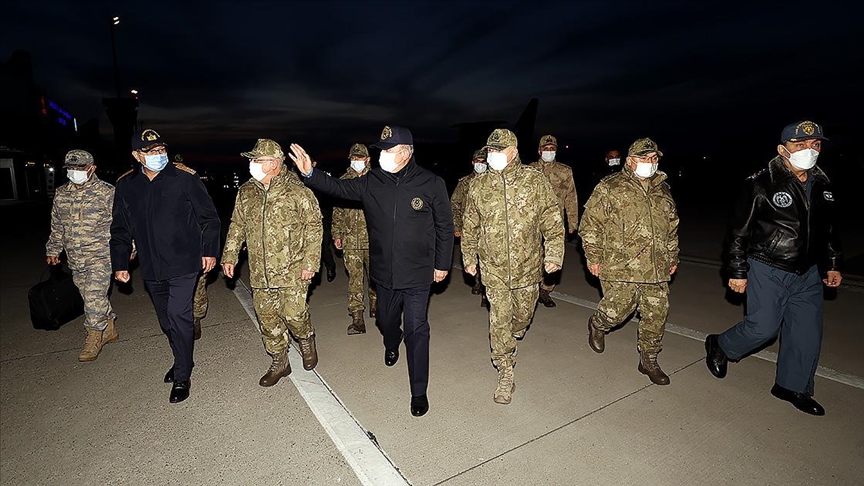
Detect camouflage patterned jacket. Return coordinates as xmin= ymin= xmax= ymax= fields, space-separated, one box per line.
xmin=529 ymin=159 xmax=579 ymax=232
xmin=222 ymin=164 xmax=323 ymax=288
xmin=46 ymin=175 xmax=114 ymax=268
xmin=332 ymin=168 xmax=370 ymax=250
xmin=450 ymin=172 xmax=479 ymax=234
xmin=579 ymin=165 xmax=679 ymax=283
xmin=462 ymin=158 xmax=565 ymax=290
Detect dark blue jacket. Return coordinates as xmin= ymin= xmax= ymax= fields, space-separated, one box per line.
xmin=305 ymin=158 xmax=453 ymax=289
xmin=110 ymin=163 xmax=221 ymax=281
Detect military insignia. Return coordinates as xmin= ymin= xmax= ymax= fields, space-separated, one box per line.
xmin=823 ymin=191 xmax=834 ymax=201
xmin=772 ymin=192 xmax=792 ymax=208
xmin=802 ymin=124 xmax=815 ymax=136
xmin=411 ymin=197 xmax=424 ymax=210
xmin=490 ymin=131 xmax=501 ymax=142
xmin=381 ymin=126 xmax=392 ymax=141
xmin=142 ymin=129 xmax=159 ymax=141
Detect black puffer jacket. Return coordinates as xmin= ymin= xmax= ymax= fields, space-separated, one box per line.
xmin=726 ymin=156 xmax=842 ymax=279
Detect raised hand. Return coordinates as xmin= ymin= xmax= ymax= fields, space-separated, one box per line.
xmin=288 ymin=144 xmax=313 ymax=176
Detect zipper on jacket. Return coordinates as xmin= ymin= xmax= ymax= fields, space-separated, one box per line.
xmin=261 ymin=186 xmax=270 ymax=288
xmin=501 ymin=171 xmax=512 ymax=286
xmin=643 ymin=182 xmax=658 ymax=281
xmin=390 ymin=179 xmax=399 ymax=287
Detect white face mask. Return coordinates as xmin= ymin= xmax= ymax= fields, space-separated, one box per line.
xmin=473 ymin=162 xmax=487 ymax=174
xmin=608 ymin=158 xmax=621 ymax=166
xmin=785 ymin=147 xmax=819 ymax=170
xmin=487 ymin=152 xmax=509 ymax=171
xmin=541 ymin=151 xmax=556 ymax=162
xmin=379 ymin=151 xmax=399 ymax=173
xmin=67 ymin=169 xmax=89 ymax=185
xmin=634 ymin=162 xmax=658 ymax=178
xmin=350 ymin=160 xmax=367 ymax=173
xmin=249 ymin=162 xmax=268 ymax=181
xmin=144 ymin=153 xmax=169 ymax=172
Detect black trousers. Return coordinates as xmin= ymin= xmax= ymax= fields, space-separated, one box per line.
xmin=321 ymin=226 xmax=336 ymax=272
xmin=377 ymin=285 xmax=431 ymax=397
xmin=144 ymin=271 xmax=199 ymax=382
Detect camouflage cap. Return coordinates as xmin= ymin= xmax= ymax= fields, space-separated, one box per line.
xmin=628 ymin=137 xmax=663 ymax=157
xmin=538 ymin=134 xmax=558 ymax=149
xmin=349 ymin=143 xmax=369 ymax=159
xmin=241 ymin=139 xmax=284 ymax=159
xmin=781 ymin=120 xmax=828 ymax=143
xmin=472 ymin=148 xmax=487 ymax=161
xmin=485 ymin=128 xmax=518 ymax=150
xmin=63 ymin=149 xmax=94 ymax=168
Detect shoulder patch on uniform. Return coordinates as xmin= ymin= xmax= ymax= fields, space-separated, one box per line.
xmin=116 ymin=169 xmax=134 ymax=183
xmin=772 ymin=191 xmax=793 ymax=208
xmin=746 ymin=168 xmax=767 ymax=181
xmin=173 ymin=163 xmax=196 ymax=175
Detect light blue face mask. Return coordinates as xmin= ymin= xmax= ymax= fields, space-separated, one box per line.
xmin=144 ymin=153 xmax=169 ymax=172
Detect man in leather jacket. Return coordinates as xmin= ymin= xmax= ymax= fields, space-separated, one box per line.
xmin=705 ymin=121 xmax=843 ymax=416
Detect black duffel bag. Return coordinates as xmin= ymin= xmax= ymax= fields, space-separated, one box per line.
xmin=28 ymin=265 xmax=84 ymax=331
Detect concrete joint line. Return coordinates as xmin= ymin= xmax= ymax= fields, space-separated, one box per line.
xmin=232 ymin=280 xmax=410 ymax=486
xmin=549 ymin=290 xmax=864 ymax=390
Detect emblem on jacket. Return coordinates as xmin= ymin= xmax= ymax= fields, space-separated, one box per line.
xmin=411 ymin=197 xmax=424 ymax=210
xmin=772 ymin=192 xmax=792 ymax=208
xmin=823 ymin=191 xmax=834 ymax=201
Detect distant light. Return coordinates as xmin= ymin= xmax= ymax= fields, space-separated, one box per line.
xmin=48 ymin=168 xmax=54 ymax=172
xmin=113 ymin=16 xmax=120 ymax=25
xmin=565 ymin=145 xmax=569 ymax=149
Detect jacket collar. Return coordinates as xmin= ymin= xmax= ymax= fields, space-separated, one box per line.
xmin=768 ymin=156 xmax=829 ymax=185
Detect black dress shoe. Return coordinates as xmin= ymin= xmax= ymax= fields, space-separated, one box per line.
xmin=705 ymin=334 xmax=728 ymax=379
xmin=771 ymin=384 xmax=825 ymax=416
xmin=164 ymin=367 xmax=175 ymax=383
xmin=411 ymin=394 xmax=429 ymax=417
xmin=169 ymin=380 xmax=191 ymax=404
xmin=385 ymin=349 xmax=399 ymax=367
xmin=326 ymin=268 xmax=336 ymax=282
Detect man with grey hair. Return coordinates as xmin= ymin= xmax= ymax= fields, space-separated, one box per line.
xmin=289 ymin=125 xmax=454 ymax=417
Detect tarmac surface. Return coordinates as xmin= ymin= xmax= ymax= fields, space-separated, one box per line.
xmin=1 ymin=200 xmax=863 ymax=485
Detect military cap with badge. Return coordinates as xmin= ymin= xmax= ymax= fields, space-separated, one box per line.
xmin=63 ymin=149 xmax=95 ymax=185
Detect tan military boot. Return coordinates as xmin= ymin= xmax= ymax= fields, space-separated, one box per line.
xmin=78 ymin=330 xmax=105 ymax=362
xmin=259 ymin=349 xmax=291 ymax=387
xmin=347 ymin=313 xmax=366 ymax=335
xmin=103 ymin=316 xmax=119 ymax=344
xmin=298 ymin=335 xmax=318 ymax=370
xmin=588 ymin=316 xmax=605 ymax=353
xmin=638 ymin=351 xmax=670 ymax=385
xmin=493 ymin=366 xmax=516 ymax=404
xmin=193 ymin=317 xmax=202 ymax=340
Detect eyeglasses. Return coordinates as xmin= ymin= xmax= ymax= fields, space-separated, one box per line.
xmin=633 ymin=154 xmax=659 ymax=163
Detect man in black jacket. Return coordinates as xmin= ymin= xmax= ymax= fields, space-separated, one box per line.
xmin=705 ymin=121 xmax=842 ymax=416
xmin=289 ymin=126 xmax=454 ymax=417
xmin=110 ymin=128 xmax=221 ymax=404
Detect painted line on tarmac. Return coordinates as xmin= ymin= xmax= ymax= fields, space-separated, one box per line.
xmin=232 ymin=280 xmax=410 ymax=486
xmin=550 ymin=290 xmax=864 ymax=390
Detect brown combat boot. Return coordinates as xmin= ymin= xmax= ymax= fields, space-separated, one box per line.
xmin=259 ymin=349 xmax=291 ymax=387
xmin=494 ymin=366 xmax=516 ymax=404
xmin=588 ymin=316 xmax=605 ymax=353
xmin=193 ymin=317 xmax=202 ymax=340
xmin=103 ymin=316 xmax=119 ymax=344
xmin=347 ymin=313 xmax=366 ymax=335
xmin=78 ymin=330 xmax=105 ymax=362
xmin=538 ymin=289 xmax=556 ymax=308
xmin=638 ymin=351 xmax=670 ymax=385
xmin=298 ymin=335 xmax=319 ymax=370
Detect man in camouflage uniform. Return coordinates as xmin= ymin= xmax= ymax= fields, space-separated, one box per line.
xmin=451 ymin=148 xmax=488 ymax=307
xmin=579 ymin=137 xmax=679 ymax=385
xmin=462 ymin=129 xmax=565 ymax=404
xmin=332 ymin=143 xmax=377 ymax=335
xmin=46 ymin=150 xmax=118 ymax=361
xmin=222 ymin=139 xmax=323 ymax=387
xmin=530 ymin=134 xmax=579 ymax=308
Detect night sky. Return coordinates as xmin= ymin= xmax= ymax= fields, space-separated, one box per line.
xmin=2 ymin=0 xmax=862 ymax=170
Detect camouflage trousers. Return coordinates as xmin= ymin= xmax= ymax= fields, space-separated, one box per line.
xmin=344 ymin=249 xmax=376 ymax=315
xmin=193 ymin=271 xmax=208 ymax=319
xmin=486 ymin=285 xmax=539 ymax=369
xmin=252 ymin=285 xmax=314 ymax=355
xmin=592 ymin=280 xmax=669 ymax=353
xmin=70 ymin=258 xmax=115 ymax=331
